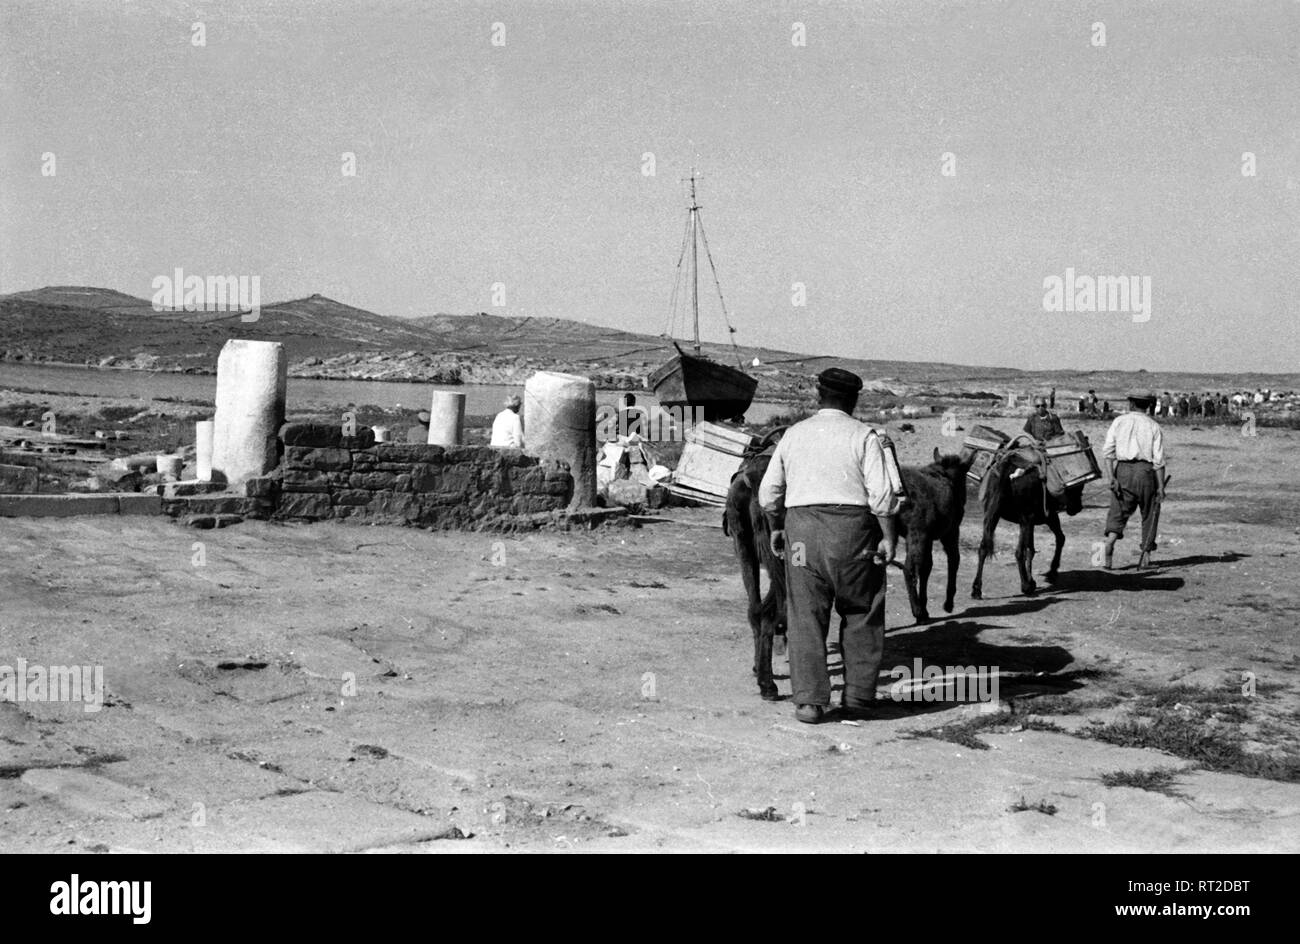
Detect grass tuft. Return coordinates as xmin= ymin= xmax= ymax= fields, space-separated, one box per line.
xmin=1099 ymin=767 xmax=1182 ymax=795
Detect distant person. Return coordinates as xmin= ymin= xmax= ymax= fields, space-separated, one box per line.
xmin=1102 ymin=393 xmax=1166 ymax=570
xmin=490 ymin=394 xmax=525 ymax=448
xmin=1177 ymin=395 xmax=1190 ymax=418
xmin=406 ymin=410 xmax=431 ymax=444
xmin=1202 ymin=395 xmax=1216 ymax=418
xmin=1078 ymin=395 xmax=1088 ymax=414
xmin=1087 ymin=390 xmax=1100 ymax=414
xmin=616 ymin=393 xmax=649 ymax=439
xmin=1023 ymin=396 xmax=1064 ymax=442
xmin=1102 ymin=400 xmax=1112 ymax=415
xmin=1048 ymin=387 xmax=1056 ymax=410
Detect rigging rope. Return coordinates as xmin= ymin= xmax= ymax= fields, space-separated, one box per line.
xmin=694 ymin=214 xmax=747 ymax=370
xmin=663 ymin=209 xmax=694 ymax=341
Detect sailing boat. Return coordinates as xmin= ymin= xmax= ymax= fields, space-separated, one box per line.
xmin=648 ymin=172 xmax=758 ymax=423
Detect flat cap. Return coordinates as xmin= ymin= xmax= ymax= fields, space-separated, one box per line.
xmin=417 ymin=410 xmax=431 ymax=423
xmin=1127 ymin=392 xmax=1157 ymax=406
xmin=817 ymin=366 xmax=864 ymax=395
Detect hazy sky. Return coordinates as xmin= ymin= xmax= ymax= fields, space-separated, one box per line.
xmin=2 ymin=0 xmax=1297 ymax=372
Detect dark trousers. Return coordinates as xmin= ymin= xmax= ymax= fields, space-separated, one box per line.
xmin=784 ymin=505 xmax=886 ymax=707
xmin=1106 ymin=460 xmax=1160 ymax=551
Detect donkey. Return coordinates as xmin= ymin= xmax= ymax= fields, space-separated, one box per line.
xmin=897 ymin=448 xmax=977 ymax=623
xmin=723 ymin=430 xmax=787 ymax=700
xmin=971 ymin=448 xmax=1085 ymax=598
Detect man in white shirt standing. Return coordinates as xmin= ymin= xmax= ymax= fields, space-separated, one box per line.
xmin=758 ymin=367 xmax=902 ymax=724
xmin=490 ymin=394 xmax=525 ymax=448
xmin=1102 ymin=392 xmax=1167 ymax=570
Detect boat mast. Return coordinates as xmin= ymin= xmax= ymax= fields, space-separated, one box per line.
xmin=688 ymin=169 xmax=701 ymax=354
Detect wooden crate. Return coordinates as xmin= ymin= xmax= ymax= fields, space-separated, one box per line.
xmin=963 ymin=425 xmax=1010 ymax=453
xmin=672 ymin=439 xmax=746 ymax=498
xmin=1046 ymin=432 xmax=1102 ymax=487
xmin=685 ymin=421 xmax=758 ymax=457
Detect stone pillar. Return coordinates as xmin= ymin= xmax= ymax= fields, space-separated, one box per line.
xmin=427 ymin=391 xmax=466 ymax=446
xmin=211 ymin=339 xmax=287 ymax=486
xmin=524 ymin=370 xmax=597 ymax=509
xmin=195 ymin=420 xmax=214 ymax=482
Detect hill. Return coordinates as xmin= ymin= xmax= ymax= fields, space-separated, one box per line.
xmin=2 ymin=285 xmax=1297 ymax=402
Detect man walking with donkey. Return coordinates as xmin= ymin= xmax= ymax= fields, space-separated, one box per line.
xmin=758 ymin=367 xmax=903 ymax=724
xmin=1102 ymin=392 xmax=1168 ymax=570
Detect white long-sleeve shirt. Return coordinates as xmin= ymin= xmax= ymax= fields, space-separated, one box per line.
xmin=1102 ymin=411 xmax=1165 ymax=470
xmin=490 ymin=409 xmax=524 ymax=448
xmin=757 ymin=409 xmax=901 ymax=518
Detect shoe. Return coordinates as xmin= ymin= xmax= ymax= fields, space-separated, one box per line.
xmin=795 ymin=704 xmax=825 ymax=724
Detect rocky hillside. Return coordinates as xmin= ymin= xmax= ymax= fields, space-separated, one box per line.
xmin=3 ymin=286 xmax=1297 ymax=404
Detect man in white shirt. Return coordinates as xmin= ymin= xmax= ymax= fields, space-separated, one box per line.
xmin=758 ymin=367 xmax=902 ymax=724
xmin=1102 ymin=392 xmax=1166 ymax=569
xmin=490 ymin=394 xmax=524 ymax=448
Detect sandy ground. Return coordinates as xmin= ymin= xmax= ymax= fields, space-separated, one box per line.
xmin=2 ymin=415 xmax=1298 ymax=853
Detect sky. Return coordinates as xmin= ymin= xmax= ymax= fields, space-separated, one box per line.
xmin=2 ymin=0 xmax=1297 ymax=372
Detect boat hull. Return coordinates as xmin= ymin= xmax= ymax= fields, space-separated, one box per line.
xmin=649 ymin=353 xmax=758 ymax=422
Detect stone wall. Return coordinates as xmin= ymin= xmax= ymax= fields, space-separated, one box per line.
xmin=270 ymin=423 xmax=574 ymax=530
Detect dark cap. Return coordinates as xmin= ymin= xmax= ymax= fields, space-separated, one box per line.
xmin=417 ymin=410 xmax=431 ymax=423
xmin=1127 ymin=392 xmax=1156 ymax=406
xmin=816 ymin=367 xmax=864 ymax=395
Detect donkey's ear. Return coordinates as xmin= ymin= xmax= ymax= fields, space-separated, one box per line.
xmin=933 ymin=446 xmax=942 ymax=463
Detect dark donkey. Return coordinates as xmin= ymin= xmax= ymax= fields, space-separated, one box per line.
xmin=723 ymin=429 xmax=787 ymax=700
xmin=897 ymin=447 xmax=977 ymax=623
xmin=726 ymin=434 xmax=974 ymax=698
xmin=971 ymin=447 xmax=1085 ymax=598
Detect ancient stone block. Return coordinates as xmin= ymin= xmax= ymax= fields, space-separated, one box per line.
xmin=118 ymin=494 xmax=163 ymax=516
xmin=332 ymin=489 xmax=373 ymax=506
xmin=286 ymin=447 xmax=352 ymax=472
xmin=281 ymin=469 xmax=333 ymax=492
xmin=0 ymin=495 xmax=120 ymax=516
xmin=244 ymin=476 xmax=279 ymax=499
xmin=279 ymin=423 xmax=342 ymax=448
xmin=605 ymin=479 xmax=649 ymax=512
xmin=372 ymin=443 xmax=446 ymax=463
xmin=177 ymin=496 xmax=254 ymax=516
xmin=367 ymin=493 xmax=420 ymax=522
xmin=0 ymin=463 xmax=39 ymax=494
xmin=407 ymin=465 xmax=439 ymax=493
xmin=275 ymin=492 xmax=332 ymax=519
xmin=508 ymin=466 xmax=546 ymax=491
xmin=162 ymin=480 xmax=227 ymax=498
xmin=348 ymin=471 xmax=397 ymax=491
xmin=436 ymin=466 xmax=475 ymax=495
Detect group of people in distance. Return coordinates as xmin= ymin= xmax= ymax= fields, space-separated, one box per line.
xmin=1152 ymin=389 xmax=1279 ymax=419
xmin=1074 ymin=387 xmax=1286 ymax=420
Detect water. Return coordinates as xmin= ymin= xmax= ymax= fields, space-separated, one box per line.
xmin=0 ymin=362 xmax=789 ymax=422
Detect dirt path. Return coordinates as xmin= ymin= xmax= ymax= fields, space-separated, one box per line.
xmin=2 ymin=417 xmax=1298 ymax=852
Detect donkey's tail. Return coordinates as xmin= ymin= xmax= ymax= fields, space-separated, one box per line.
xmin=979 ymin=451 xmax=1012 ymax=558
